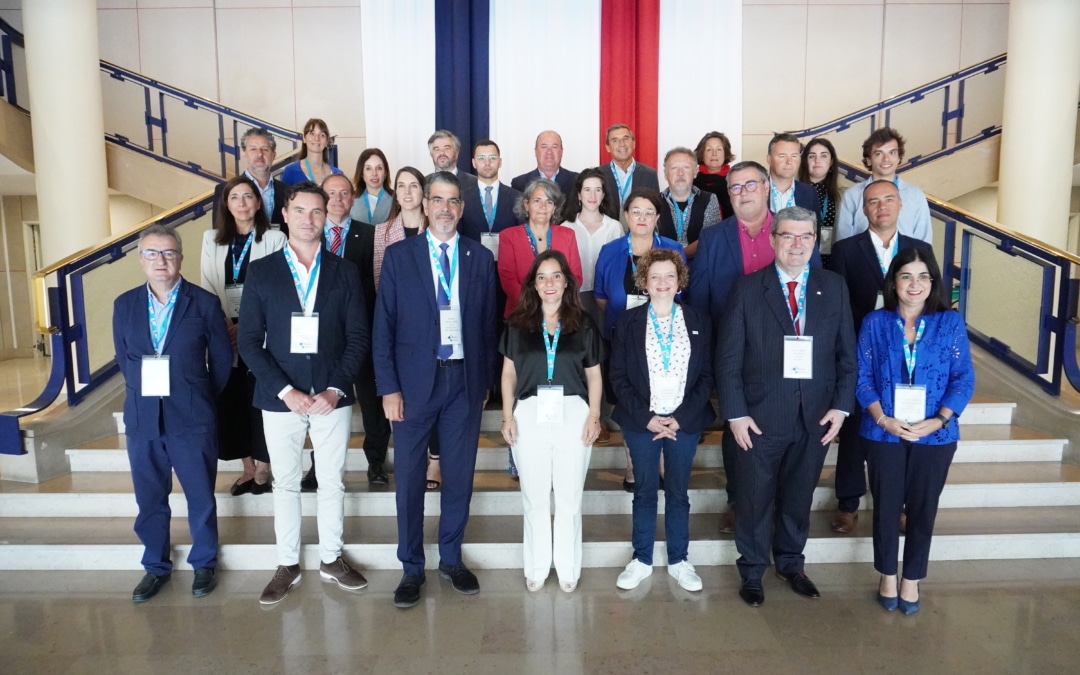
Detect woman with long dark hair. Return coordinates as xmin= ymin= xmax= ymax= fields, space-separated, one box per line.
xmin=280 ymin=118 xmax=343 ymax=185
xmin=798 ymin=137 xmax=841 ymax=260
xmin=350 ymin=147 xmax=394 ymax=226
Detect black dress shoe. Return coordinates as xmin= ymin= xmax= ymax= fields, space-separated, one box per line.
xmin=251 ymin=480 xmax=272 ymax=495
xmin=393 ymin=573 xmax=425 ymax=608
xmin=192 ymin=567 xmax=217 ymax=597
xmin=300 ymin=468 xmax=318 ymax=492
xmin=367 ymin=462 xmax=389 ymax=485
xmin=739 ymin=578 xmax=764 ymax=607
xmin=777 ymin=571 xmax=821 ymax=598
xmin=438 ymin=562 xmax=480 ymax=595
xmin=229 ymin=478 xmax=254 ymax=496
xmin=132 ymin=572 xmax=170 ymax=603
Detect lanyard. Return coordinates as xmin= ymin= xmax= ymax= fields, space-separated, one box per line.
xmin=147 ymin=283 xmax=180 ymax=355
xmin=246 ymin=171 xmax=275 ymax=218
xmin=648 ymin=303 xmax=677 ymax=371
xmin=304 ymin=157 xmax=327 ymax=183
xmin=426 ymin=230 xmax=458 ymax=302
xmin=231 ymin=232 xmax=254 ymax=283
xmin=481 ymin=185 xmax=497 ymax=230
xmin=524 ymin=224 xmax=546 ymax=256
xmin=360 ymin=188 xmax=384 ymax=223
xmin=896 ymin=315 xmax=926 ymax=384
xmin=668 ymin=192 xmax=695 ymax=243
xmin=777 ymin=266 xmax=810 ymax=332
xmin=770 ymin=181 xmax=795 ymax=212
xmin=541 ymin=319 xmax=561 ymax=383
xmin=627 ymin=233 xmax=662 ymax=276
xmin=875 ymin=235 xmax=900 ymax=276
xmin=282 ymin=246 xmax=321 ymax=315
xmin=611 ymin=160 xmax=635 ymax=205
xmin=325 ymin=218 xmax=351 ymax=256
xmin=819 ymin=194 xmax=829 ymax=223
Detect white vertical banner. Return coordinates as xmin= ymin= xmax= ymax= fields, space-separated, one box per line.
xmin=360 ymin=0 xmax=437 ymax=176
xmin=489 ymin=0 xmax=603 ymax=184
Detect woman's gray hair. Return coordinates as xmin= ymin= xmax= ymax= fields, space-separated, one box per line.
xmin=514 ymin=178 xmax=565 ymax=224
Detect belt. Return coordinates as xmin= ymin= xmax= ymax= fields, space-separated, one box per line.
xmin=436 ymin=359 xmax=464 ymax=368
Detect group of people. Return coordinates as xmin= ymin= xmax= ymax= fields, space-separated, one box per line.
xmin=113 ymin=121 xmax=974 ymax=617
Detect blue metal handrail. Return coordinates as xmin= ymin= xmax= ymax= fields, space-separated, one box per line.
xmin=0 ymin=17 xmax=21 ymax=110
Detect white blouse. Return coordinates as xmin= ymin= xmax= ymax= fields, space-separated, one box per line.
xmin=567 ymin=215 xmax=623 ymax=292
xmin=645 ymin=308 xmax=691 ymax=414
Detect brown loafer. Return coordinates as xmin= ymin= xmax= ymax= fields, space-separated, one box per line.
xmin=595 ymin=424 xmax=611 ymax=445
xmin=831 ymin=510 xmax=858 ymax=534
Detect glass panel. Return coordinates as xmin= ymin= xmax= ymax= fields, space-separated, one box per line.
xmin=822 ymin=117 xmax=875 ymax=167
xmin=160 ymin=95 xmax=223 ymax=179
xmin=959 ymin=65 xmax=1007 ymax=142
xmin=964 ymin=234 xmax=1044 ymax=367
xmin=885 ymin=88 xmax=948 ymax=160
xmin=101 ymin=74 xmax=151 ymax=149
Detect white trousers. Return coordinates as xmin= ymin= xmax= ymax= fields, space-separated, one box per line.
xmin=263 ymin=405 xmax=352 ymax=565
xmin=511 ymin=396 xmax=592 ymax=584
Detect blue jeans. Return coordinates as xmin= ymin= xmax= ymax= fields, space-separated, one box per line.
xmin=623 ymin=427 xmax=699 ymax=565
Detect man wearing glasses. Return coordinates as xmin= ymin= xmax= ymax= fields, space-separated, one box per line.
xmin=656 ymin=146 xmax=722 ymax=259
xmin=112 ymin=225 xmax=232 ymax=602
xmin=718 ymin=205 xmax=856 ymax=608
xmin=460 ymin=139 xmax=522 ymax=255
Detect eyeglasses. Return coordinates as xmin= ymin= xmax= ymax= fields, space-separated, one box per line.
xmin=628 ymin=209 xmax=658 ymax=218
xmin=427 ymin=197 xmax=463 ymax=207
xmin=775 ymin=233 xmax=815 ymax=245
xmin=728 ymin=180 xmax=761 ymax=195
xmin=897 ymin=273 xmax=933 ymax=283
xmin=474 ymin=154 xmax=500 ymax=162
xmin=140 ymin=249 xmax=180 ymax=261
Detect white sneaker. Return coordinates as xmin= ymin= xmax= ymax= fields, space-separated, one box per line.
xmin=667 ymin=560 xmax=703 ymax=592
xmin=616 ymin=559 xmax=653 ymax=590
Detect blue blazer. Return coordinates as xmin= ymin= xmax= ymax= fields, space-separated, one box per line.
xmin=610 ymin=303 xmax=716 ymax=435
xmin=593 ymin=235 xmax=686 ymax=340
xmin=237 ymin=250 xmax=369 ymax=412
xmin=856 ymin=308 xmax=975 ymax=445
xmin=511 ymin=167 xmax=579 ymax=197
xmin=112 ymin=278 xmax=232 ymax=437
xmin=373 ymin=233 xmax=498 ymax=406
xmin=459 ymin=182 xmax=522 ymax=242
xmin=788 ymin=180 xmax=821 ymax=214
xmin=828 ymin=230 xmax=932 ymax=333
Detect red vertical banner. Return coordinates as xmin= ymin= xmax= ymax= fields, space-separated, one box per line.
xmin=599 ymin=0 xmax=661 ymax=168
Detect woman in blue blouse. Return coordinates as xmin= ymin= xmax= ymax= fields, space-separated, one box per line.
xmin=280 ymin=118 xmax=343 ymax=185
xmin=856 ymin=247 xmax=974 ymax=615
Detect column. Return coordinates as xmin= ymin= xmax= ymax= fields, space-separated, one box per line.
xmin=997 ymin=0 xmax=1080 ymax=251
xmin=22 ymin=0 xmax=110 ymax=266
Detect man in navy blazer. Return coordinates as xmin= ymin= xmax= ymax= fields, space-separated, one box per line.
xmin=427 ymin=129 xmax=479 ymax=194
xmin=826 ymin=180 xmax=932 ymax=534
xmin=238 ymin=182 xmax=371 ymax=605
xmin=510 ymin=130 xmax=578 ymax=196
xmin=374 ymin=171 xmax=498 ymax=608
xmin=213 ymin=128 xmax=288 ymax=232
xmin=113 ymin=224 xmax=232 ymax=602
xmin=598 ymin=124 xmax=660 ymax=214
xmin=459 ymin=139 xmax=521 ymax=246
xmin=718 ymin=206 xmax=856 ymax=607
xmin=766 ymin=134 xmax=820 ymax=215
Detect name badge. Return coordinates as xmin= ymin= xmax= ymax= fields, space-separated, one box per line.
xmin=141 ymin=355 xmax=170 ymax=396
xmin=440 ymin=307 xmax=462 ymax=345
xmin=225 ymin=284 xmax=244 ymax=319
xmin=536 ymin=385 xmax=564 ymax=425
xmin=290 ymin=312 xmax=319 ymax=353
xmin=653 ymin=373 xmax=680 ymax=413
xmin=625 ymin=294 xmax=647 ymax=310
xmin=820 ymin=226 xmax=834 ymax=255
xmin=480 ymin=233 xmax=500 ymax=260
xmin=875 ymin=291 xmax=884 ymax=311
xmin=783 ymin=335 xmax=813 ymax=379
xmin=893 ymin=384 xmax=928 ymax=424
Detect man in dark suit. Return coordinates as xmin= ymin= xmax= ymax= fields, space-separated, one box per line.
xmin=827 ymin=180 xmax=932 ymax=534
xmin=766 ymin=133 xmax=819 ymax=215
xmin=428 ymin=129 xmax=479 ymax=194
xmin=459 ymin=139 xmax=521 ymax=249
xmin=213 ymin=127 xmax=288 ymax=232
xmin=113 ymin=224 xmax=232 ymax=602
xmin=510 ymin=130 xmax=578 ymax=196
xmin=374 ymin=171 xmax=498 ymax=609
xmin=238 ymin=182 xmax=370 ymax=605
xmin=718 ymin=205 xmax=856 ymax=607
xmin=598 ymin=124 xmax=660 ymax=213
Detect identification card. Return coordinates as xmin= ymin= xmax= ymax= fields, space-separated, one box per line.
xmin=440 ymin=307 xmax=462 ymax=345
xmin=536 ymin=385 xmax=564 ymax=425
xmin=653 ymin=373 xmax=680 ymax=412
xmin=480 ymin=233 xmax=500 ymax=260
xmin=141 ymin=355 xmax=171 ymax=397
xmin=893 ymin=384 xmax=928 ymax=424
xmin=290 ymin=312 xmax=319 ymax=353
xmin=625 ymin=294 xmax=647 ymax=310
xmin=783 ymin=335 xmax=814 ymax=379
xmin=225 ymin=284 xmax=244 ymax=319
xmin=820 ymin=226 xmax=835 ymax=255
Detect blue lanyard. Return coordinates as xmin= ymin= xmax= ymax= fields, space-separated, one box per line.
xmin=627 ymin=233 xmax=661 ymax=276
xmin=324 ymin=218 xmax=351 ymax=256
xmin=777 ymin=266 xmax=810 ymax=331
xmin=819 ymin=194 xmax=829 ymax=223
xmin=304 ymin=157 xmax=328 ymax=183
xmin=611 ymin=161 xmax=635 ymax=205
xmin=648 ymin=303 xmax=677 ymax=371
xmin=426 ymin=231 xmax=458 ymax=302
xmin=245 ymin=171 xmax=275 ymax=218
xmin=360 ymin=188 xmax=384 ymax=223
xmin=770 ymin=181 xmax=795 ymax=212
xmin=524 ymin=224 xmax=546 ymax=256
xmin=896 ymin=315 xmax=926 ymax=384
xmin=668 ymin=192 xmax=695 ymax=242
xmin=231 ymin=232 xmax=254 ymax=283
xmin=875 ymin=235 xmax=900 ymax=276
xmin=541 ymin=319 xmax=561 ymax=383
xmin=282 ymin=246 xmax=321 ymax=314
xmin=147 ymin=283 xmax=180 ymax=355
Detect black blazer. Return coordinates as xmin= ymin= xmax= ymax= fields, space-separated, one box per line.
xmin=340 ymin=225 xmax=377 ymax=326
xmin=212 ymin=177 xmax=288 ymax=231
xmin=460 ymin=181 xmax=521 ymax=242
xmin=237 ymin=250 xmax=369 ymax=412
xmin=610 ymin=303 xmax=716 ymax=435
xmin=598 ymin=162 xmax=660 ymax=214
xmin=511 ymin=167 xmax=578 ymax=197
xmin=718 ymin=265 xmax=856 ymax=440
xmin=828 ymin=230 xmax=932 ymax=333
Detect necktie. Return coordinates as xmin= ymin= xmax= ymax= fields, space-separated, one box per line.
xmin=484 ymin=186 xmax=494 ymax=227
xmin=786 ymin=280 xmax=800 ymax=336
xmin=329 ymin=226 xmax=343 ymax=254
xmin=438 ymin=243 xmax=453 ymax=360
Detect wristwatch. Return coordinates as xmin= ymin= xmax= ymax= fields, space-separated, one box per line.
xmin=933 ymin=413 xmax=951 ymax=428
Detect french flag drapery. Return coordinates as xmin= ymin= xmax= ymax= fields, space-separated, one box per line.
xmin=361 ymin=0 xmax=741 ymax=183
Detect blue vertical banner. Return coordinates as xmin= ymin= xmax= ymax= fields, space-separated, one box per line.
xmin=434 ymin=0 xmax=490 ymax=175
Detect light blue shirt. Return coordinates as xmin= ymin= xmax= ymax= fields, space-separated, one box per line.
xmin=835 ymin=176 xmax=932 ymax=244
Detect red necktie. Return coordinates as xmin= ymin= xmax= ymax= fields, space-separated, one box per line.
xmin=330 ymin=226 xmax=343 ymax=254
xmin=786 ymin=280 xmax=800 ymax=335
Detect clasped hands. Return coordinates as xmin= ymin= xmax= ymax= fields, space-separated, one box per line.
xmin=646 ymin=415 xmax=680 ymax=441
xmin=283 ymin=388 xmax=339 ymax=415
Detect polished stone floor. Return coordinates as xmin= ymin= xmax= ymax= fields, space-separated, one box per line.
xmin=1 ymin=560 xmax=1078 ymax=674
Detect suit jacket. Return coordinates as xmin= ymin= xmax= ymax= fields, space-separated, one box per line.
xmin=427 ymin=169 xmax=478 ymax=198
xmin=828 ymin=230 xmax=932 ymax=333
xmin=373 ymin=233 xmax=498 ymax=405
xmin=113 ymin=278 xmax=232 ymax=437
xmin=609 ymin=303 xmax=716 ymax=435
xmin=237 ymin=249 xmax=369 ymax=412
xmin=349 ymin=189 xmax=394 ymax=226
xmin=497 ymin=224 xmax=584 ymax=317
xmin=598 ymin=161 xmax=660 ymax=213
xmin=341 ymin=225 xmax=378 ymax=327
xmin=460 ymin=181 xmax=521 ymax=242
xmin=212 ymin=177 xmax=288 ymax=231
xmin=511 ymin=167 xmax=579 ymax=197
xmin=199 ymin=228 xmax=287 ymax=317
xmin=718 ymin=265 xmax=856 ymax=440
xmin=770 ymin=180 xmax=821 ymax=215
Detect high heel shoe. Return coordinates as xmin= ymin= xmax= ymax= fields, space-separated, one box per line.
xmin=877 ymin=593 xmax=898 ymax=612
xmin=899 ymin=597 xmax=920 ymax=615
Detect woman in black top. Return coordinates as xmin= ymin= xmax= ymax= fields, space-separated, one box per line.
xmin=798 ymin=137 xmax=840 ymax=264
xmin=500 ymin=250 xmax=603 ymax=593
